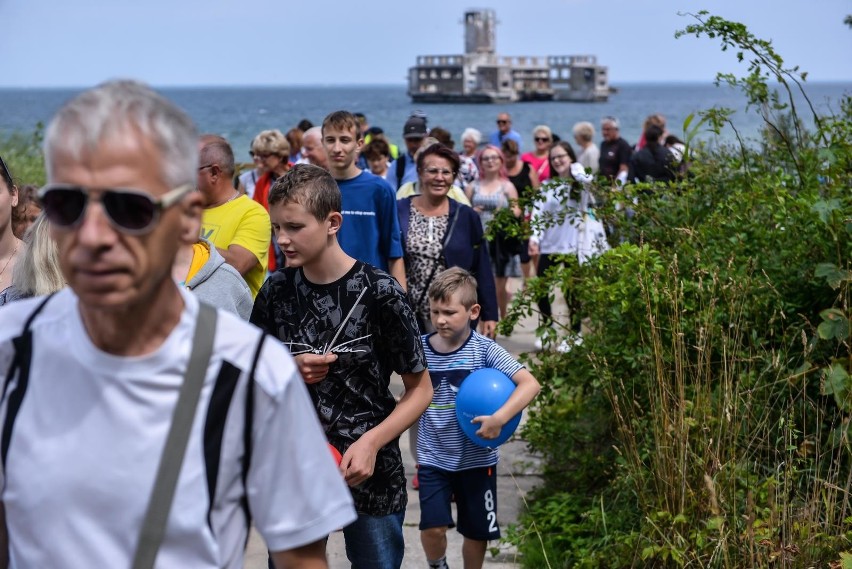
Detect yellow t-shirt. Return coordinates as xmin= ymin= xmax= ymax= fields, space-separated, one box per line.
xmin=201 ymin=195 xmax=270 ymax=297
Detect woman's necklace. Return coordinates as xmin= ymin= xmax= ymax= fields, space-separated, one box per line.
xmin=0 ymin=241 xmax=20 ymax=284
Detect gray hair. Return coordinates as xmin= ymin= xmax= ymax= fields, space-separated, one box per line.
xmin=460 ymin=128 xmax=482 ymax=145
xmin=303 ymin=126 xmax=322 ymax=144
xmin=601 ymin=116 xmax=620 ymax=130
xmin=572 ymin=121 xmax=595 ymax=143
xmin=199 ymin=134 xmax=236 ymax=177
xmin=44 ymin=80 xmax=198 ymax=188
xmin=12 ymin=213 xmax=65 ymax=296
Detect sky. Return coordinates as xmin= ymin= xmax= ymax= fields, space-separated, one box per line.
xmin=0 ymin=0 xmax=850 ymax=88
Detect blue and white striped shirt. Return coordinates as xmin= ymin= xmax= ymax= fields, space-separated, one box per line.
xmin=418 ymin=331 xmax=524 ymax=471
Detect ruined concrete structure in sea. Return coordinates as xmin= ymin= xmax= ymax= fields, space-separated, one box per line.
xmin=408 ymin=9 xmax=611 ymax=104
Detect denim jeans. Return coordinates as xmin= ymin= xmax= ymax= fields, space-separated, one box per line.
xmin=342 ymin=511 xmax=405 ymax=569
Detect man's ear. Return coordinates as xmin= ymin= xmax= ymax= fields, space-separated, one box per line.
xmin=327 ymin=211 xmax=343 ymax=235
xmin=469 ymin=303 xmax=481 ymax=321
xmin=179 ymin=191 xmax=204 ymax=245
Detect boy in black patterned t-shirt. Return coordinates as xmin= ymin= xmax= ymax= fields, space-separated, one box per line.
xmin=250 ymin=164 xmax=432 ymax=569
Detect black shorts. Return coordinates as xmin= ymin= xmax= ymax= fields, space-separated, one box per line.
xmin=489 ymin=238 xmax=514 ymax=278
xmin=418 ymin=465 xmax=500 ymax=541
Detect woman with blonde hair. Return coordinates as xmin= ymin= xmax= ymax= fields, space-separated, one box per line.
xmin=572 ymin=121 xmax=600 ymax=174
xmin=521 ymin=124 xmax=553 ymax=181
xmin=5 ymin=213 xmax=65 ymax=302
xmin=467 ymin=145 xmax=523 ymax=320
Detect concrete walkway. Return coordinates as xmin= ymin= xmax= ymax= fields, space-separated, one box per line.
xmin=245 ymin=277 xmax=548 ymax=568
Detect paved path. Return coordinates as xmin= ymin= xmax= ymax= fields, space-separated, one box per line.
xmin=245 ymin=277 xmax=548 ymax=568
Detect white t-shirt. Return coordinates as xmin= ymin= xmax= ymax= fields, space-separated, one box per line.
xmin=0 ymin=289 xmax=356 ymax=568
xmin=530 ymin=182 xmax=583 ymax=255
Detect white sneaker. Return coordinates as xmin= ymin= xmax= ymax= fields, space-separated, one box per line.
xmin=556 ymin=334 xmax=584 ymax=354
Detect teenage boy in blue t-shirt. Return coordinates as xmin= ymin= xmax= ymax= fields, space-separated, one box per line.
xmin=250 ymin=164 xmax=433 ymax=569
xmin=417 ymin=267 xmax=540 ymax=569
xmin=321 ymin=110 xmax=407 ymax=289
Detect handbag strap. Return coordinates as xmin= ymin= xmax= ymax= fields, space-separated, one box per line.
xmin=131 ymin=301 xmax=218 ymax=569
xmin=414 ymin=206 xmax=461 ymax=310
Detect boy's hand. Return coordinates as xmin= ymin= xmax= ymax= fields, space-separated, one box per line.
xmin=294 ymin=353 xmax=338 ymax=384
xmin=472 ymin=415 xmax=505 ymax=440
xmin=340 ymin=436 xmax=379 ymax=487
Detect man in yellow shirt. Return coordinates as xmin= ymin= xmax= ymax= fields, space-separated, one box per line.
xmin=197 ymin=135 xmax=271 ymax=297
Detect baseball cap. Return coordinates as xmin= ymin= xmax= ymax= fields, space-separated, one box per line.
xmin=403 ymin=116 xmax=428 ymax=139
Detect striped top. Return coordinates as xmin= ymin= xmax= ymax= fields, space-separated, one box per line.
xmin=418 ymin=330 xmax=524 ymax=471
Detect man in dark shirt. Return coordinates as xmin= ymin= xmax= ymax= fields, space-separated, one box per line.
xmin=598 ymin=116 xmax=632 ymax=184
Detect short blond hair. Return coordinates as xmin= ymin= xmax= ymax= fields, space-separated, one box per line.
xmin=251 ymin=129 xmax=290 ymax=158
xmin=428 ymin=267 xmax=478 ymax=309
xmin=572 ymin=121 xmax=595 ymax=143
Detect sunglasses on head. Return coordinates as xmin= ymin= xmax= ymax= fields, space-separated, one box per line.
xmin=39 ymin=184 xmax=193 ymax=235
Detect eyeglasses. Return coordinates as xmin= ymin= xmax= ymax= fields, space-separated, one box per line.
xmin=480 ymin=155 xmax=501 ymax=163
xmin=198 ymin=164 xmax=216 ymax=172
xmin=550 ymin=153 xmax=570 ymax=162
xmin=422 ymin=167 xmax=455 ymax=178
xmin=39 ymin=184 xmax=193 ymax=235
xmin=534 ymin=137 xmax=551 ymax=143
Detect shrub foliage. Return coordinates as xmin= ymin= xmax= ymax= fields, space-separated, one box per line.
xmin=502 ymin=12 xmax=852 ymax=568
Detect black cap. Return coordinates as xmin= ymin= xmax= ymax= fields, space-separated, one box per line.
xmin=403 ymin=116 xmax=428 ymax=139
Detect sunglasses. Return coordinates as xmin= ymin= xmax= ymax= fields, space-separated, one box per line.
xmin=534 ymin=137 xmax=551 ymax=143
xmin=39 ymin=184 xmax=193 ymax=235
xmin=496 ymin=120 xmax=509 ymax=125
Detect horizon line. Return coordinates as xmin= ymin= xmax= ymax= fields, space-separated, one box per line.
xmin=1 ymin=79 xmax=851 ymax=91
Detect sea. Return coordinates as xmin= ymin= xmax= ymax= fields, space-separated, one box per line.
xmin=0 ymin=82 xmax=849 ymax=162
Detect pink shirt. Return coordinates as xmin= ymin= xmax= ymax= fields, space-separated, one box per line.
xmin=521 ymin=152 xmax=550 ymax=181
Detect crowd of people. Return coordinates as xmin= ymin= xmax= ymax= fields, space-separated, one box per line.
xmin=0 ymin=79 xmax=684 ymax=569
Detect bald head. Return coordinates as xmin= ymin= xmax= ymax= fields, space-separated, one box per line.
xmin=301 ymin=126 xmax=328 ymax=169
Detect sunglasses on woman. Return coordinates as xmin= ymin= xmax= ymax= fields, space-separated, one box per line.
xmin=39 ymin=184 xmax=193 ymax=235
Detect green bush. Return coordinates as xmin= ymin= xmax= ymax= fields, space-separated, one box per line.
xmin=0 ymin=124 xmax=46 ymax=186
xmin=503 ymin=12 xmax=852 ymax=568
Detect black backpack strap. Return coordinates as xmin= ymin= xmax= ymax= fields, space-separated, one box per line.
xmin=1 ymin=294 xmax=55 ymax=469
xmin=395 ymin=153 xmax=406 ymax=189
xmin=240 ymin=332 xmax=266 ymax=532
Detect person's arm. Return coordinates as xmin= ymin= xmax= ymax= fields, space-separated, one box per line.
xmin=466 ymin=209 xmax=499 ymax=325
xmin=528 ymin=166 xmax=541 ymax=190
xmin=388 ymin=257 xmax=407 ymax=291
xmin=339 ymin=368 xmax=432 ymax=487
xmin=617 ymin=141 xmax=632 ymax=185
xmin=473 ymin=368 xmax=541 ymax=439
xmin=217 ymin=244 xmax=261 ymax=277
xmin=270 ymin=539 xmax=328 ymax=569
xmin=504 ymin=183 xmax=522 ymax=219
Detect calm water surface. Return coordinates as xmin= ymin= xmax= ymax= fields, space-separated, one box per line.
xmin=1 ymin=83 xmax=849 ymax=162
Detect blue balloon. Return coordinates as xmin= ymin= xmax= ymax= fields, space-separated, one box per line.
xmin=455 ymin=368 xmax=522 ymax=448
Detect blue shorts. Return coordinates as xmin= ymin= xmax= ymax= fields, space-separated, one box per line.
xmin=418 ymin=465 xmax=500 ymax=541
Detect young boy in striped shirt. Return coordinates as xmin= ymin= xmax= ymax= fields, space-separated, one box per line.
xmin=417 ymin=267 xmax=540 ymax=569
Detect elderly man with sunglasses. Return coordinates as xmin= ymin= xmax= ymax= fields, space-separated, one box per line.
xmin=487 ymin=112 xmax=522 ymax=149
xmin=0 ymin=80 xmax=355 ymax=569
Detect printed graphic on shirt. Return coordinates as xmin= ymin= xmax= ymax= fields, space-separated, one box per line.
xmin=251 ymin=261 xmax=426 ymax=515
